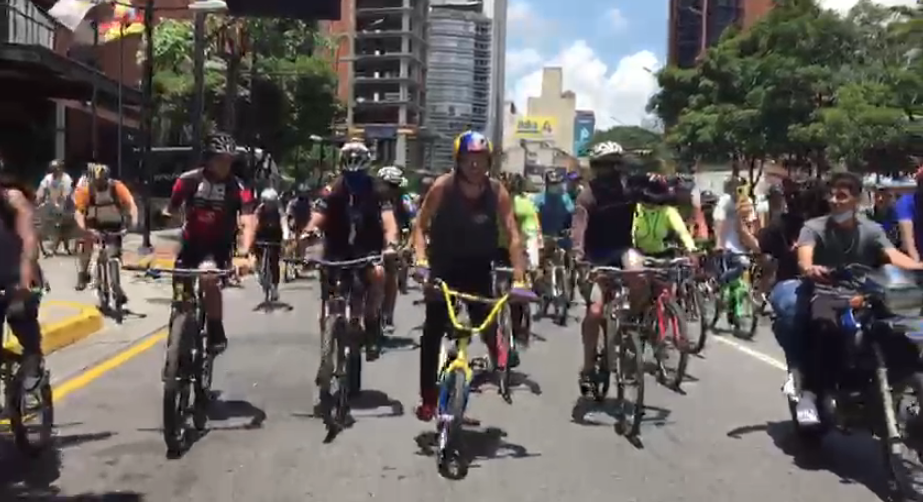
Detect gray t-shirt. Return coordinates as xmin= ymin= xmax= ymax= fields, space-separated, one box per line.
xmin=797 ymin=215 xmax=893 ymax=269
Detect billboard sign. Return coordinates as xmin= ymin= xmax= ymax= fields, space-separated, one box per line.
xmin=514 ymin=116 xmax=556 ymax=140
xmin=574 ymin=111 xmax=595 ymax=156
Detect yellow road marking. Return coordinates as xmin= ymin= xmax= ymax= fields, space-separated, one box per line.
xmin=52 ymin=330 xmax=168 ymax=402
xmin=711 ymin=334 xmax=787 ymax=371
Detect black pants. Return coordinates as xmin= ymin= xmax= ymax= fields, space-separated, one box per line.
xmin=421 ymin=259 xmax=494 ymax=397
xmin=1 ymin=291 xmax=42 ymax=357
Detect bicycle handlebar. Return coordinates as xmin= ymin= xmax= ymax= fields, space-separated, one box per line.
xmin=151 ymin=267 xmax=233 ymax=276
xmin=285 ymin=254 xmax=383 ymax=269
xmin=426 ymin=278 xmax=510 ymax=334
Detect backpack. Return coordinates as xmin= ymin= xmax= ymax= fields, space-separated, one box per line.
xmin=88 ymin=181 xmax=122 ymax=209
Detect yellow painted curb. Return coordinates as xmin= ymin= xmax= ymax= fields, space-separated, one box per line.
xmin=3 ymin=301 xmax=104 ymax=355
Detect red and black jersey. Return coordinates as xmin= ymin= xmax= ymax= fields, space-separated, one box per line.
xmin=169 ymin=168 xmax=255 ymax=242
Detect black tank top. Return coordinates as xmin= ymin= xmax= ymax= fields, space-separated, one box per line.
xmin=0 ymin=190 xmax=23 ymax=285
xmin=429 ymin=177 xmax=499 ymax=271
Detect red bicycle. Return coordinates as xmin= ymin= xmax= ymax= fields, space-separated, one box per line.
xmin=638 ymin=255 xmax=694 ymax=392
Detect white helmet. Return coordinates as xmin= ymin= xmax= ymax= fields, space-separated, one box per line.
xmin=378 ymin=165 xmax=404 ymax=185
xmin=589 ymin=141 xmax=625 ymax=163
xmin=339 ymin=141 xmax=372 ymax=172
xmin=260 ymin=188 xmax=279 ymax=202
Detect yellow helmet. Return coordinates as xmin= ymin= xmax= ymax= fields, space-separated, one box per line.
xmin=88 ymin=163 xmax=110 ymax=181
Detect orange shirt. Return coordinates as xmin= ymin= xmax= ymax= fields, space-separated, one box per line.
xmin=73 ymin=180 xmax=134 ymax=212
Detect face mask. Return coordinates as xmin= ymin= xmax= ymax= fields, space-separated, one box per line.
xmin=832 ymin=210 xmax=855 ymax=223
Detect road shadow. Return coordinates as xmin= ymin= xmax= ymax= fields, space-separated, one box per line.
xmin=0 ymin=431 xmax=115 ymax=500
xmin=571 ymin=397 xmax=672 ymax=445
xmin=206 ymin=397 xmax=267 ymax=431
xmin=252 ymin=301 xmax=295 ymax=313
xmin=471 ymin=370 xmax=542 ymax=397
xmin=381 ymin=334 xmax=418 ymax=351
xmin=414 ymin=426 xmax=539 ymax=478
xmin=727 ymin=420 xmax=892 ymax=501
xmin=350 ymin=390 xmax=405 ymax=418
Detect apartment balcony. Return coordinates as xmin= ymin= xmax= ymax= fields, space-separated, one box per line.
xmin=1 ymin=0 xmax=54 ymax=48
xmin=354 ymin=72 xmax=423 ymax=86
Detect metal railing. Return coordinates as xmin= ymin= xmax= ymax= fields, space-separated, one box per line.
xmin=0 ymin=0 xmax=56 ymax=49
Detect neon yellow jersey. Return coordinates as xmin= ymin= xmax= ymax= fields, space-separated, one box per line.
xmin=632 ymin=204 xmax=696 ymax=254
xmin=499 ymin=195 xmax=540 ymax=248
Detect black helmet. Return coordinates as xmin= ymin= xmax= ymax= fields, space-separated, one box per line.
xmin=700 ymin=190 xmax=718 ymax=205
xmin=205 ymin=131 xmax=237 ymax=156
xmin=639 ymin=174 xmax=674 ymax=205
xmin=544 ymin=169 xmax=564 ymax=184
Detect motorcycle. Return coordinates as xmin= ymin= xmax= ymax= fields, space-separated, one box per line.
xmin=789 ymin=264 xmax=923 ymax=501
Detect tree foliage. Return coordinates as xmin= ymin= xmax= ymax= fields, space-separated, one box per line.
xmin=148 ymin=17 xmax=341 ymax=175
xmin=589 ymin=125 xmax=672 ymax=172
xmin=648 ymin=0 xmax=921 ymax=176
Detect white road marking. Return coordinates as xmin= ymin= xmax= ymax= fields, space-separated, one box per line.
xmin=711 ymin=335 xmax=787 ymax=371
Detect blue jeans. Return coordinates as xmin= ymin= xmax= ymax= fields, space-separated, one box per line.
xmin=718 ymin=251 xmax=749 ymax=284
xmin=769 ymin=279 xmax=811 ymax=370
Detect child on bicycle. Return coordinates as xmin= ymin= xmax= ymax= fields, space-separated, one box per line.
xmin=253 ymin=188 xmax=288 ymax=301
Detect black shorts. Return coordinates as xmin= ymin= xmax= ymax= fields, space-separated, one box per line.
xmin=176 ymin=238 xmax=234 ymax=271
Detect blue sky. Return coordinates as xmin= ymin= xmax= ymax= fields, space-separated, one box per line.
xmin=503 ymin=0 xmax=916 ymax=128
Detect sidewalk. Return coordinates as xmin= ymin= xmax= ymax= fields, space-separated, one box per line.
xmin=2 ymin=261 xmax=103 ymax=355
xmin=121 ymin=229 xmax=254 ymax=274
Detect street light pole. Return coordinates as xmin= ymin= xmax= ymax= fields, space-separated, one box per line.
xmin=191 ymin=12 xmax=207 ymax=165
xmin=140 ymin=0 xmax=155 ymax=250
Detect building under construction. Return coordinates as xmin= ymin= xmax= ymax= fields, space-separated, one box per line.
xmin=667 ymin=0 xmax=774 ymax=68
xmin=324 ymin=0 xmax=430 ymax=167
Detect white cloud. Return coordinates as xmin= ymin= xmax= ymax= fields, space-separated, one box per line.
xmin=819 ymin=0 xmax=916 ymax=13
xmin=509 ymin=41 xmax=661 ymax=129
xmin=603 ymin=7 xmax=628 ymax=31
xmin=508 ymin=0 xmax=539 ymax=30
xmin=506 ymin=48 xmax=543 ymax=76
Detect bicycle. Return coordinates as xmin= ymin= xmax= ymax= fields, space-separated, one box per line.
xmin=92 ymin=229 xmax=128 ymax=324
xmin=673 ymin=252 xmax=711 ymax=354
xmin=537 ymin=235 xmax=572 ymax=326
xmin=706 ymin=250 xmax=761 ymax=339
xmin=289 ymin=254 xmax=382 ymax=438
xmin=637 ymin=255 xmax=694 ymax=391
xmin=486 ymin=265 xmax=521 ymax=403
xmin=154 ymin=262 xmax=231 ymax=456
xmin=0 ymin=288 xmax=53 ymax=456
xmin=254 ymin=241 xmax=282 ymax=307
xmin=424 ymin=277 xmax=511 ymax=478
xmin=582 ymin=265 xmax=646 ymax=438
xmin=396 ymin=229 xmax=412 ymax=296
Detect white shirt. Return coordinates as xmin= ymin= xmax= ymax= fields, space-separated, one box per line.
xmin=37 ymin=173 xmax=73 ymax=205
xmin=712 ymin=193 xmax=756 ymax=253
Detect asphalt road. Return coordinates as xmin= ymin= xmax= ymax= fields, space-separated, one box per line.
xmin=0 ymin=278 xmax=900 ymax=501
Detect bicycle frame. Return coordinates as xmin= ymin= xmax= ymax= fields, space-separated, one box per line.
xmin=433 ymin=280 xmax=510 ymax=387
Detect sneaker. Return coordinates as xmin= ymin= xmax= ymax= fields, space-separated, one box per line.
xmin=208 ymin=324 xmax=228 ymax=354
xmin=20 ymin=354 xmax=44 ymax=391
xmin=578 ymin=370 xmax=594 ymax=398
xmin=270 ymin=286 xmax=280 ymax=302
xmin=415 ymin=390 xmax=437 ymax=422
xmin=365 ymin=319 xmax=382 ymax=362
xmin=795 ymin=391 xmax=821 ymax=426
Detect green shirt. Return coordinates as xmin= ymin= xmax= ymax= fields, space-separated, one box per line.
xmin=499 ymin=194 xmax=540 ymax=248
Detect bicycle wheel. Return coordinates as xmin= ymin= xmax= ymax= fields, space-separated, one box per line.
xmin=495 ymin=304 xmax=514 ymax=404
xmin=192 ymin=310 xmax=213 ymax=432
xmin=612 ymin=314 xmax=645 ymax=437
xmin=96 ymin=255 xmax=109 ymax=310
xmin=437 ymin=368 xmax=468 ymax=479
xmin=317 ymin=314 xmax=342 ymax=429
xmin=335 ymin=332 xmax=352 ymax=427
xmin=163 ymin=312 xmax=194 ymax=455
xmin=653 ymin=299 xmax=690 ymax=391
xmin=397 ymin=257 xmax=409 ymax=295
xmin=8 ymin=367 xmax=54 ymax=456
xmin=685 ymin=281 xmax=710 ymax=354
xmin=739 ymin=287 xmax=759 ymax=340
xmin=708 ymin=280 xmax=726 ymax=331
xmin=554 ymin=265 xmax=569 ymax=326
xmin=260 ymin=252 xmax=271 ymax=305
xmin=109 ymin=259 xmax=124 ymax=324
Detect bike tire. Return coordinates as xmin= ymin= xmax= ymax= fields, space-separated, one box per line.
xmin=397 ymin=261 xmax=409 ymax=295
xmin=335 ymin=335 xmax=351 ymax=427
xmin=554 ymin=265 xmax=569 ymax=326
xmin=96 ymin=257 xmax=109 ymax=310
xmin=613 ymin=315 xmax=645 ymax=438
xmin=687 ymin=282 xmax=709 ymax=354
xmin=110 ymin=259 xmax=124 ymax=324
xmin=317 ymin=314 xmax=341 ymax=428
xmin=8 ymin=370 xmax=54 ymax=456
xmin=743 ymin=290 xmax=760 ymax=339
xmin=883 ymin=371 xmax=923 ymax=501
xmin=438 ymin=368 xmax=469 ymax=478
xmin=496 ymin=304 xmax=514 ymax=404
xmin=655 ymin=299 xmax=690 ymax=391
xmin=163 ymin=312 xmax=193 ymax=455
xmin=193 ymin=310 xmax=213 ymax=432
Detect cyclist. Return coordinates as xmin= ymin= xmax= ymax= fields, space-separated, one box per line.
xmin=632 ymin=175 xmax=696 ymax=256
xmin=254 ymin=188 xmax=287 ymax=302
xmin=501 ymin=173 xmax=541 ymax=344
xmin=412 ymin=130 xmax=535 ymax=421
xmin=713 ymin=175 xmax=760 ymax=286
xmin=301 ymin=141 xmax=399 ymax=364
xmin=377 ymin=165 xmax=414 ymax=332
xmin=571 ymin=141 xmax=649 ymax=397
xmin=73 ymin=163 xmax=138 ymax=295
xmin=36 ymin=159 xmax=73 ymax=208
xmin=0 ymin=172 xmax=44 ymax=388
xmin=163 ymin=132 xmax=256 ymax=353
xmin=534 ymin=169 xmax=575 ymax=299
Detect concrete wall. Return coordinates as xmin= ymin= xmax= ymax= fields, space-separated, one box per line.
xmin=525 ymin=67 xmax=576 ymax=156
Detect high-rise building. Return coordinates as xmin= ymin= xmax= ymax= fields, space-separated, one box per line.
xmin=426 ymin=0 xmax=493 ymax=170
xmin=667 ymin=0 xmax=774 ymax=68
xmin=482 ymin=0 xmax=508 ymax=149
xmin=321 ymin=0 xmax=429 ymax=167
